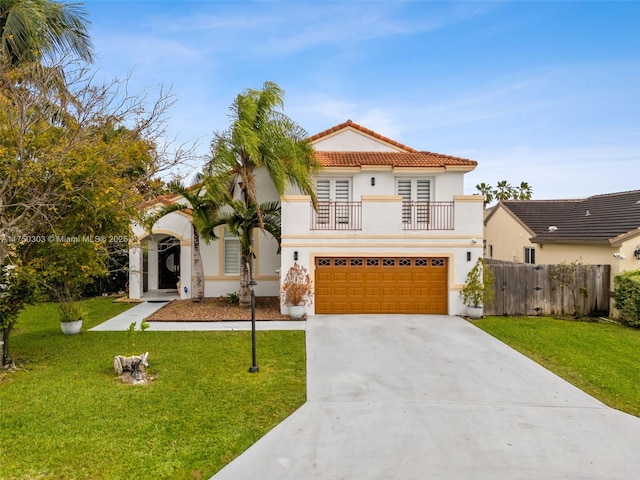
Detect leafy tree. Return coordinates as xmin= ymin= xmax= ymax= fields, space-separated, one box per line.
xmin=209 ymin=81 xmax=319 ymax=306
xmin=0 ymin=64 xmax=180 ymax=367
xmin=0 ymin=245 xmax=34 ymax=367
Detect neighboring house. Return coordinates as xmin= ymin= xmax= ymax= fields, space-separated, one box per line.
xmin=129 ymin=120 xmax=484 ymax=316
xmin=484 ymin=189 xmax=640 ymax=284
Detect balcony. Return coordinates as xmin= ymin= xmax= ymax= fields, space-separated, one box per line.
xmin=309 ymin=201 xmax=455 ymax=231
xmin=402 ymin=201 xmax=454 ymax=230
xmin=311 ymin=201 xmax=362 ymax=230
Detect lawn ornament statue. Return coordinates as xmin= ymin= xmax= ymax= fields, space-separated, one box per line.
xmin=114 ymin=352 xmax=149 ymax=384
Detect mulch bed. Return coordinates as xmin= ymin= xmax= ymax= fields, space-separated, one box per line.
xmin=146 ymin=296 xmax=292 ymax=322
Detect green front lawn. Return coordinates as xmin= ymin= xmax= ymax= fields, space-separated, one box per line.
xmin=474 ymin=316 xmax=640 ymax=417
xmin=0 ymin=298 xmax=306 ymax=479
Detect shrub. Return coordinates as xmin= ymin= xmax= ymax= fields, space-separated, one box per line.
xmin=221 ymin=292 xmax=239 ymax=304
xmin=281 ymin=263 xmax=313 ymax=306
xmin=459 ymin=258 xmax=495 ymax=308
xmin=58 ymin=301 xmax=86 ymax=323
xmin=613 ymin=269 xmax=640 ymax=327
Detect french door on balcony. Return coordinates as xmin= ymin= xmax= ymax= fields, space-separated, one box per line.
xmin=397 ymin=178 xmax=431 ymax=228
xmin=316 ymin=178 xmax=351 ymax=226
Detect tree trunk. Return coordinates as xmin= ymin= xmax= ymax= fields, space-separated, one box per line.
xmin=192 ymin=226 xmax=204 ymax=301
xmin=1 ymin=326 xmax=12 ymax=368
xmin=239 ymin=253 xmax=252 ymax=308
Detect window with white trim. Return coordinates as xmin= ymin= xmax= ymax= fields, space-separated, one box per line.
xmin=524 ymin=246 xmax=536 ymax=264
xmin=224 ymin=228 xmax=240 ymax=275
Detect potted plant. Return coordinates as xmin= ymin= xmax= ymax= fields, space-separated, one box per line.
xmin=58 ymin=299 xmax=86 ymax=335
xmin=281 ymin=262 xmax=313 ymax=319
xmin=459 ymin=257 xmax=495 ymax=319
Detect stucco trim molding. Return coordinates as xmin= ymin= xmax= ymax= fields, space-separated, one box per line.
xmin=453 ymin=195 xmax=484 ymax=203
xmin=361 ymin=195 xmax=402 ymax=202
xmin=281 ymin=195 xmax=311 ymax=202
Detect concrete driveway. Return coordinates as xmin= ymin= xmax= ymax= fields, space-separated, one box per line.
xmin=212 ymin=315 xmax=640 ymax=479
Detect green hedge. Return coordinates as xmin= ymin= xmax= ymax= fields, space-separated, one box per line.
xmin=614 ymin=269 xmax=640 ymax=327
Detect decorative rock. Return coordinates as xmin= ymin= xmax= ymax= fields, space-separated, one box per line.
xmin=114 ymin=352 xmax=149 ymax=384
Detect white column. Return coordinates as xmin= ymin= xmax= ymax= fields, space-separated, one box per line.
xmin=128 ymin=243 xmax=143 ymax=299
xmin=147 ymin=238 xmax=159 ymax=290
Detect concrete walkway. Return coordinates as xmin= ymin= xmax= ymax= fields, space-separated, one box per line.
xmin=211 ymin=314 xmax=640 ymax=479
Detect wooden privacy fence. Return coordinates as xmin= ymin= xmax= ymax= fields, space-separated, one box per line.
xmin=484 ymin=260 xmax=610 ymax=316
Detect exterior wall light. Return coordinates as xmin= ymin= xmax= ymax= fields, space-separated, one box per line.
xmin=634 ymin=245 xmax=640 ymax=260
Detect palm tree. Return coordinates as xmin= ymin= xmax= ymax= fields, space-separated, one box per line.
xmin=475 ymin=182 xmax=495 ymax=207
xmin=202 ymin=200 xmax=281 ymax=307
xmin=153 ymin=175 xmax=231 ymax=301
xmin=210 ymin=81 xmax=320 ymax=210
xmin=210 ymin=81 xmax=320 ymax=306
xmin=494 ymin=180 xmax=516 ymax=201
xmin=516 ymin=181 xmax=533 ymax=200
xmin=0 ymin=0 xmax=93 ymax=68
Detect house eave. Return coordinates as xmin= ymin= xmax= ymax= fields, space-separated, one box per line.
xmin=530 ymin=237 xmax=611 ymax=246
xmin=610 ymin=227 xmax=640 ymax=247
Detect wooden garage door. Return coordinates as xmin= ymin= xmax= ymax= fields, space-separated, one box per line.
xmin=315 ymin=257 xmax=448 ymax=314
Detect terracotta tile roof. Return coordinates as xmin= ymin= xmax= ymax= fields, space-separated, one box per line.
xmin=315 ymin=151 xmax=477 ymax=168
xmin=309 ymin=119 xmax=418 ymax=153
xmin=498 ymin=190 xmax=640 ymax=244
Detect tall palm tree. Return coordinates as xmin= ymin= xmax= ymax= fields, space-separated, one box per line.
xmin=210 ymin=81 xmax=320 ymax=306
xmin=0 ymin=0 xmax=93 ymax=68
xmin=210 ymin=81 xmax=320 ymax=210
xmin=475 ymin=182 xmax=495 ymax=207
xmin=516 ymin=181 xmax=533 ymax=200
xmin=494 ymin=180 xmax=516 ymax=201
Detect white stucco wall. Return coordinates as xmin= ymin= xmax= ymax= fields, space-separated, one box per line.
xmin=280 ymin=188 xmax=484 ymax=315
xmin=312 ymin=129 xmax=403 ymax=152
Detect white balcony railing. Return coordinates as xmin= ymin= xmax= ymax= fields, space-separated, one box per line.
xmin=402 ymin=201 xmax=454 ymax=230
xmin=309 ymin=201 xmax=454 ymax=231
xmin=311 ymin=201 xmax=362 ymax=230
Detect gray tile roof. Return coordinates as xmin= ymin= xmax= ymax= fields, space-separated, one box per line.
xmin=497 ymin=190 xmax=640 ymax=244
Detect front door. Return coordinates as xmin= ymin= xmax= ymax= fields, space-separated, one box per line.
xmin=158 ymin=238 xmax=180 ymax=290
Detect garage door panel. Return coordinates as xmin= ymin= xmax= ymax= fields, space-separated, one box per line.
xmin=315 ymin=257 xmax=448 ymax=314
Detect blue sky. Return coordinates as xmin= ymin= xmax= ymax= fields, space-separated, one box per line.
xmin=83 ymin=0 xmax=639 ymax=199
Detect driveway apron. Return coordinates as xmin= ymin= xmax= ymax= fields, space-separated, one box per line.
xmin=211 ymin=315 xmax=640 ymax=479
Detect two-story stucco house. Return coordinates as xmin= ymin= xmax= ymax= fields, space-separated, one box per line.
xmin=128 ymin=120 xmax=484 ymax=316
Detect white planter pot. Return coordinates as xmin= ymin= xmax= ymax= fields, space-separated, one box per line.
xmin=466 ymin=305 xmax=483 ymax=319
xmin=287 ymin=305 xmax=306 ymax=319
xmin=60 ymin=320 xmax=83 ymax=335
